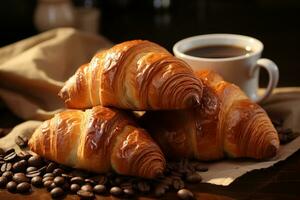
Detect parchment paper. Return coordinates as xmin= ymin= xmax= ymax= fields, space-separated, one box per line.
xmin=0 ymin=28 xmax=299 ymax=186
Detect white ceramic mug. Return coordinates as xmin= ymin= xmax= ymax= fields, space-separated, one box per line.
xmin=173 ymin=34 xmax=279 ymax=103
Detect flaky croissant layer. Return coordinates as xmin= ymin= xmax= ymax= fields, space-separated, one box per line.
xmin=59 ymin=40 xmax=203 ymax=110
xmin=141 ymin=70 xmax=279 ymax=161
xmin=29 ymin=106 xmax=165 ymax=179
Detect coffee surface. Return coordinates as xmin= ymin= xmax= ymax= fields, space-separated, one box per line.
xmin=185 ymin=45 xmax=252 ymax=58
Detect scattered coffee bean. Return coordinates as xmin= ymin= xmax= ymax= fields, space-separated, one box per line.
xmin=177 ymin=189 xmax=194 ymax=200
xmin=123 ymin=188 xmax=134 ymax=196
xmin=53 ymin=168 xmax=64 ymax=176
xmin=93 ymin=184 xmax=106 ymax=194
xmin=13 ymin=173 xmax=29 ymax=183
xmin=2 ymin=171 xmax=13 ymax=180
xmin=85 ymin=178 xmax=96 ymax=186
xmin=62 ymin=173 xmax=72 ymax=180
xmin=43 ymin=176 xmax=54 ymax=183
xmin=17 ymin=151 xmax=31 ymax=160
xmin=186 ymin=173 xmax=202 ymax=183
xmin=77 ymin=190 xmax=95 ymax=200
xmin=81 ymin=184 xmax=93 ymax=192
xmin=1 ymin=162 xmax=12 ymax=172
xmin=46 ymin=162 xmax=57 ymax=173
xmin=70 ymin=183 xmax=81 ymax=193
xmin=110 ymin=186 xmax=123 ymax=196
xmin=137 ymin=181 xmax=150 ymax=193
xmin=47 ymin=182 xmax=56 ymax=191
xmin=13 ymin=160 xmax=27 ymax=172
xmin=26 ymin=166 xmax=37 ymax=173
xmin=31 ymin=176 xmax=43 ymax=187
xmin=43 ymin=180 xmax=53 ymax=188
xmin=15 ymin=136 xmax=28 ymax=148
xmin=26 ymin=170 xmax=41 ymax=178
xmin=28 ymin=156 xmax=43 ymax=167
xmin=97 ymin=176 xmax=107 ymax=185
xmin=4 ymin=151 xmax=17 ymax=162
xmin=16 ymin=182 xmax=31 ymax=193
xmin=71 ymin=176 xmax=85 ymax=185
xmin=6 ymin=181 xmax=17 ymax=192
xmin=0 ymin=176 xmax=8 ymax=188
xmin=173 ymin=178 xmax=185 ymax=190
xmin=5 ymin=149 xmax=15 ymax=156
xmin=43 ymin=173 xmax=54 ymax=178
xmin=195 ymin=165 xmax=208 ymax=172
xmin=54 ymin=176 xmax=65 ymax=186
xmin=50 ymin=187 xmax=64 ymax=198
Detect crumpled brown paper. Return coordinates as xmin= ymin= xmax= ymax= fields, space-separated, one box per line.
xmin=0 ymin=28 xmax=112 ymax=120
xmin=0 ymin=28 xmax=299 ymax=186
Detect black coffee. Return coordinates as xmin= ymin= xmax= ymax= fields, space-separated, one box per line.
xmin=184 ymin=45 xmax=252 ymax=58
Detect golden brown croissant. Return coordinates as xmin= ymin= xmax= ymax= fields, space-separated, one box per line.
xmin=59 ymin=40 xmax=203 ymax=110
xmin=28 ymin=106 xmax=165 ymax=178
xmin=141 ymin=70 xmax=279 ymax=160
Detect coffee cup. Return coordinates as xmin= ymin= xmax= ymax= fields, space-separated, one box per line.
xmin=173 ymin=34 xmax=279 ymax=103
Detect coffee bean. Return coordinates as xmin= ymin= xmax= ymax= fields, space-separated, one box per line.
xmin=0 ymin=176 xmax=8 ymax=188
xmin=70 ymin=183 xmax=80 ymax=193
xmin=43 ymin=176 xmax=54 ymax=182
xmin=17 ymin=151 xmax=31 ymax=160
xmin=26 ymin=166 xmax=37 ymax=173
xmin=123 ymin=188 xmax=135 ymax=197
xmin=5 ymin=149 xmax=15 ymax=156
xmin=46 ymin=162 xmax=57 ymax=173
xmin=62 ymin=173 xmax=72 ymax=181
xmin=43 ymin=180 xmax=53 ymax=188
xmin=4 ymin=151 xmax=17 ymax=162
xmin=186 ymin=173 xmax=202 ymax=183
xmin=137 ymin=181 xmax=150 ymax=193
xmin=13 ymin=173 xmax=29 ymax=183
xmin=0 ymin=148 xmax=4 ymax=156
xmin=31 ymin=176 xmax=43 ymax=187
xmin=71 ymin=176 xmax=85 ymax=185
xmin=110 ymin=186 xmax=123 ymax=196
xmin=50 ymin=187 xmax=64 ymax=198
xmin=2 ymin=171 xmax=13 ymax=180
xmin=26 ymin=170 xmax=41 ymax=178
xmin=77 ymin=190 xmax=95 ymax=200
xmin=194 ymin=165 xmax=208 ymax=172
xmin=53 ymin=168 xmax=64 ymax=176
xmin=97 ymin=176 xmax=107 ymax=185
xmin=154 ymin=186 xmax=166 ymax=197
xmin=85 ymin=178 xmax=96 ymax=186
xmin=6 ymin=181 xmax=17 ymax=192
xmin=13 ymin=160 xmax=27 ymax=172
xmin=120 ymin=182 xmax=133 ymax=189
xmin=43 ymin=173 xmax=54 ymax=178
xmin=28 ymin=156 xmax=43 ymax=167
xmin=81 ymin=184 xmax=93 ymax=192
xmin=16 ymin=182 xmax=31 ymax=193
xmin=173 ymin=178 xmax=185 ymax=190
xmin=54 ymin=176 xmax=65 ymax=186
xmin=47 ymin=182 xmax=56 ymax=191
xmin=1 ymin=162 xmax=12 ymax=172
xmin=15 ymin=136 xmax=28 ymax=148
xmin=93 ymin=184 xmax=106 ymax=194
xmin=177 ymin=189 xmax=194 ymax=200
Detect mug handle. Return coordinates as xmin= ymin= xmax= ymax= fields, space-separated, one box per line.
xmin=250 ymin=58 xmax=279 ymax=103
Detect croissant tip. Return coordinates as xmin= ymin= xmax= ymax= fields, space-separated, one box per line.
xmin=263 ymin=139 xmax=280 ymax=159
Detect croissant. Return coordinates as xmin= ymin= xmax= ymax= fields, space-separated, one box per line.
xmin=28 ymin=106 xmax=165 ymax=179
xmin=141 ymin=70 xmax=279 ymax=160
xmin=59 ymin=40 xmax=203 ymax=110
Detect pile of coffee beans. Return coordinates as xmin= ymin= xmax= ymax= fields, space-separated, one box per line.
xmin=0 ymin=147 xmax=207 ymax=199
xmin=271 ymin=118 xmax=299 ymax=144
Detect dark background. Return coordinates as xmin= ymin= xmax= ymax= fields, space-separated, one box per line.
xmin=0 ymin=0 xmax=300 ymax=86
